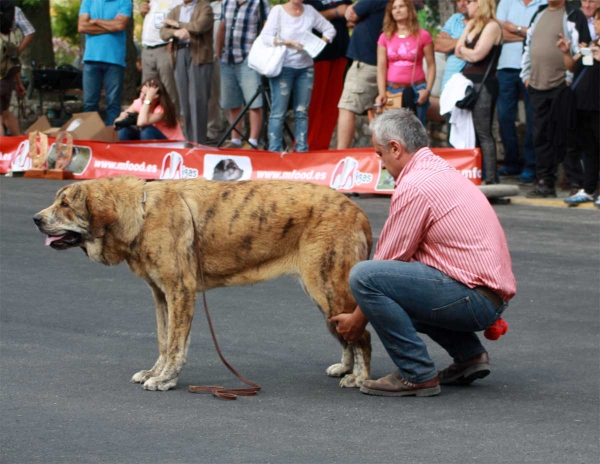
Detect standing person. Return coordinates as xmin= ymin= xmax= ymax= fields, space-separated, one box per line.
xmin=305 ymin=0 xmax=352 ymax=150
xmin=495 ymin=0 xmax=545 ymax=185
xmin=139 ymin=0 xmax=182 ymax=115
xmin=558 ymin=9 xmax=600 ymax=207
xmin=0 ymin=0 xmax=21 ymax=137
xmin=375 ymin=0 xmax=435 ymax=128
xmin=435 ymin=0 xmax=469 ymax=96
xmin=582 ymin=0 xmax=599 ymax=39
xmin=77 ymin=0 xmax=132 ymax=126
xmin=261 ymin=0 xmax=336 ymax=153
xmin=115 ymin=78 xmax=185 ymax=141
xmin=336 ymin=0 xmax=386 ymax=149
xmin=1 ymin=5 xmax=35 ymax=136
xmin=434 ymin=0 xmax=469 ymax=145
xmin=521 ymin=0 xmax=590 ymax=198
xmin=455 ymin=0 xmax=503 ymax=184
xmin=206 ymin=0 xmax=228 ymax=144
xmin=330 ymin=109 xmax=516 ymax=397
xmin=215 ymin=0 xmax=270 ymax=148
xmin=161 ymin=0 xmax=214 ymax=144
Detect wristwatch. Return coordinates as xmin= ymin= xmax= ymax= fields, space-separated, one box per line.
xmin=143 ymin=99 xmax=152 ymax=105
xmin=517 ymin=26 xmax=522 ymax=37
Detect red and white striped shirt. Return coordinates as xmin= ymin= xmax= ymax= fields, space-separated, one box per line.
xmin=374 ymin=147 xmax=517 ymax=301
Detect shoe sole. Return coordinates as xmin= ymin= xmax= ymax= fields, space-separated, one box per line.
xmin=439 ymin=364 xmax=491 ymax=386
xmin=359 ymin=385 xmax=441 ymax=397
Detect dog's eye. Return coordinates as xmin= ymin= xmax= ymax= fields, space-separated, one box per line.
xmin=60 ymin=201 xmax=69 ymax=208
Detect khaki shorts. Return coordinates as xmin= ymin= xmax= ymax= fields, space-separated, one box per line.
xmin=338 ymin=61 xmax=378 ymax=114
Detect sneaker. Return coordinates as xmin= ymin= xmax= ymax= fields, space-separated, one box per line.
xmin=526 ymin=181 xmax=557 ymax=198
xmin=564 ymin=189 xmax=594 ymax=206
xmin=518 ymin=171 xmax=535 ymax=185
xmin=498 ymin=166 xmax=521 ymax=177
xmin=594 ymin=196 xmax=600 ymax=208
xmin=221 ymin=140 xmax=242 ymax=148
xmin=439 ymin=352 xmax=490 ymax=385
xmin=360 ymin=371 xmax=441 ymax=397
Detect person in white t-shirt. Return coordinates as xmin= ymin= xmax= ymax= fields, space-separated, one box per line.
xmin=260 ymin=0 xmax=335 ymax=152
xmin=140 ymin=0 xmax=183 ymax=114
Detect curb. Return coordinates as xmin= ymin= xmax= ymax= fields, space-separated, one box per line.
xmin=510 ymin=197 xmax=599 ymax=210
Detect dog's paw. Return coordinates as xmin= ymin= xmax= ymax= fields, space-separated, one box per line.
xmin=326 ymin=363 xmax=352 ymax=377
xmin=131 ymin=370 xmax=154 ymax=384
xmin=338 ymin=373 xmax=368 ymax=388
xmin=142 ymin=376 xmax=178 ymax=391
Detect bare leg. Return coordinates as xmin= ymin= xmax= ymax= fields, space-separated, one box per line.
xmin=336 ymin=109 xmax=356 ymax=149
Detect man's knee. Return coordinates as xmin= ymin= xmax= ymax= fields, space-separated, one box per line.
xmin=349 ymin=261 xmax=376 ymax=292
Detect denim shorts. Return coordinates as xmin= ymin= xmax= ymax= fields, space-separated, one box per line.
xmin=219 ymin=57 xmax=263 ymax=110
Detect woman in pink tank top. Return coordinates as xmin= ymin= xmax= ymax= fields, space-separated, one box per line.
xmin=115 ymin=78 xmax=185 ymax=141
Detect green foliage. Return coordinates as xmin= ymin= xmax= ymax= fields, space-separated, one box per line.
xmin=16 ymin=0 xmax=42 ymax=7
xmin=52 ymin=0 xmax=81 ymax=45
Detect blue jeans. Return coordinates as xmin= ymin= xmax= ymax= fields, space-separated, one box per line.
xmin=83 ymin=61 xmax=125 ymax=126
xmin=386 ymin=82 xmax=430 ymax=127
xmin=117 ymin=125 xmax=167 ymax=141
xmin=350 ymin=261 xmax=506 ymax=383
xmin=497 ymin=69 xmax=535 ymax=174
xmin=268 ymin=66 xmax=314 ymax=152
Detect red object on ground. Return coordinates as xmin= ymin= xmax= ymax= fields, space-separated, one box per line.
xmin=484 ymin=317 xmax=509 ymax=340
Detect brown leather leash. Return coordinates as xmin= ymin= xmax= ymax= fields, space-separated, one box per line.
xmin=180 ymin=194 xmax=261 ymax=400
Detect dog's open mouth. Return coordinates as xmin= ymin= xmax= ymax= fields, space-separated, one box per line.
xmin=45 ymin=231 xmax=83 ymax=249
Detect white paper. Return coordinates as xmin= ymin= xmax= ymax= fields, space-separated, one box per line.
xmin=301 ymin=31 xmax=327 ymax=58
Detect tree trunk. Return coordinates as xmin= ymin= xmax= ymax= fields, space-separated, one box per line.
xmin=438 ymin=0 xmax=456 ymax=26
xmin=20 ymin=0 xmax=55 ymax=68
xmin=123 ymin=21 xmax=140 ymax=102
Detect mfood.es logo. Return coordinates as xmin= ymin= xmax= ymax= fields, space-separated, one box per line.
xmin=160 ymin=151 xmax=198 ymax=179
xmin=330 ymin=157 xmax=373 ymax=190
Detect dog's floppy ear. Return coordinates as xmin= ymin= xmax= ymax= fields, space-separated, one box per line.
xmin=85 ymin=185 xmax=118 ymax=237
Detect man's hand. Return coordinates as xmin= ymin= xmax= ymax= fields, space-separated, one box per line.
xmin=328 ymin=308 xmax=368 ymax=344
xmin=174 ymin=28 xmax=191 ymax=41
xmin=163 ymin=18 xmax=179 ymax=28
xmin=437 ymin=31 xmax=451 ymax=40
xmin=345 ymin=4 xmax=358 ymax=23
xmin=524 ymin=79 xmax=530 ymax=89
xmin=557 ymin=33 xmax=571 ymax=54
xmin=140 ymin=1 xmax=150 ymax=17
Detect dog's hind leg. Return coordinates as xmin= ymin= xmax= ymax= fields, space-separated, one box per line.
xmin=132 ymin=283 xmax=168 ymax=384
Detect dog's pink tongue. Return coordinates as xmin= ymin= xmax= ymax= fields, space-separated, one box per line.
xmin=45 ymin=235 xmax=65 ymax=246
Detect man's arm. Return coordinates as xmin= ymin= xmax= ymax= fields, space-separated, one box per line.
xmin=14 ymin=8 xmax=35 ymax=54
xmin=90 ymin=14 xmax=130 ymax=33
xmin=434 ymin=31 xmax=458 ymax=54
xmin=179 ymin=1 xmax=213 ymax=35
xmin=78 ymin=13 xmax=110 ymax=34
xmin=18 ymin=33 xmax=34 ymax=55
xmin=215 ymin=21 xmax=225 ymax=60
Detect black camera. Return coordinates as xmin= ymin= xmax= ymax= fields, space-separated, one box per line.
xmin=114 ymin=112 xmax=139 ymax=130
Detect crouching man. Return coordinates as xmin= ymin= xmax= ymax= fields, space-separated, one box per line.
xmin=330 ymin=109 xmax=517 ymax=397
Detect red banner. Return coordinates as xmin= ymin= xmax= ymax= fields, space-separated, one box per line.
xmin=0 ymin=136 xmax=482 ymax=193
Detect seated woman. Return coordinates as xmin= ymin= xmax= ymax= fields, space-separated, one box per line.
xmin=376 ymin=0 xmax=435 ymax=127
xmin=116 ymin=79 xmax=184 ymax=141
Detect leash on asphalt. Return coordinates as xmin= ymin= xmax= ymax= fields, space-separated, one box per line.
xmin=181 ymin=195 xmax=261 ymax=400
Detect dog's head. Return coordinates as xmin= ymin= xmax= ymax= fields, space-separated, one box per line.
xmin=213 ymin=159 xmax=244 ymax=182
xmin=33 ymin=177 xmax=145 ymax=265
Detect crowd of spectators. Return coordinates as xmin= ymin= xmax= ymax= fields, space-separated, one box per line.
xmin=1 ymin=0 xmax=598 ymax=205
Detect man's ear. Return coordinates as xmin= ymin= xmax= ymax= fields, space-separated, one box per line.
xmin=86 ymin=188 xmax=118 ymax=238
xmin=389 ymin=140 xmax=404 ymax=159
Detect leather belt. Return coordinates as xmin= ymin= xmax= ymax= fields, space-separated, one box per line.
xmin=177 ymin=43 xmax=191 ymax=49
xmin=474 ymin=286 xmax=504 ymax=310
xmin=387 ymin=79 xmax=426 ymax=89
xmin=144 ymin=43 xmax=167 ymax=50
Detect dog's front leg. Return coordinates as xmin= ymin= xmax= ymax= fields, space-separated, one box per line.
xmin=132 ymin=283 xmax=168 ymax=384
xmin=143 ymin=284 xmax=196 ymax=391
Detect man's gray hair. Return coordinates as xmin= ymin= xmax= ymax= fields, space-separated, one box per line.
xmin=369 ymin=108 xmax=429 ymax=153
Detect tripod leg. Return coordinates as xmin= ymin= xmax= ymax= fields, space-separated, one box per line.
xmin=217 ymin=85 xmax=265 ymax=149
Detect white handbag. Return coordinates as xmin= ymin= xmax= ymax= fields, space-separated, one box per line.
xmin=248 ymin=7 xmax=285 ymax=78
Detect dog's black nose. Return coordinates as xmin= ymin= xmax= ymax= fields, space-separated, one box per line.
xmin=33 ymin=214 xmax=42 ymax=227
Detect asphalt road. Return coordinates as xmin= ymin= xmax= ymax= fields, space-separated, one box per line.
xmin=1 ymin=178 xmax=599 ymax=464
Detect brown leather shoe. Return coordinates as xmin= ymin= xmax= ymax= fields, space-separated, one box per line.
xmin=438 ymin=352 xmax=490 ymax=385
xmin=360 ymin=371 xmax=440 ymax=397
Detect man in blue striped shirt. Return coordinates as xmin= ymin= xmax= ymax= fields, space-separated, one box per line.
xmin=216 ymin=0 xmax=270 ymax=148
